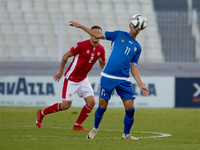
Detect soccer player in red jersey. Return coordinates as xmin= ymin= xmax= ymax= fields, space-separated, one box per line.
xmin=36 ymin=26 xmax=106 ymax=131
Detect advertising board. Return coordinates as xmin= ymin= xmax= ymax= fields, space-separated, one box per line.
xmin=0 ymin=76 xmax=175 ymax=108
xmin=176 ymin=78 xmax=200 ymax=107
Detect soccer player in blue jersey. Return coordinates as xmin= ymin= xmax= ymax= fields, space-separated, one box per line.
xmin=70 ymin=16 xmax=149 ymax=140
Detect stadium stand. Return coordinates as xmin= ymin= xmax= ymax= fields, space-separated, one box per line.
xmin=0 ymin=0 xmax=164 ymax=62
xmin=153 ymin=0 xmax=200 ymax=62
xmin=193 ymin=0 xmax=200 ymax=11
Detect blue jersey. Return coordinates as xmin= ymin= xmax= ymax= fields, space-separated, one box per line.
xmin=102 ymin=30 xmax=141 ymax=80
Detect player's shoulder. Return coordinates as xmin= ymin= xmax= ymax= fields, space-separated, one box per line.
xmin=115 ymin=30 xmax=127 ymax=35
xmin=105 ymin=30 xmax=123 ymax=34
xmin=96 ymin=44 xmax=105 ymax=54
xmin=133 ymin=39 xmax=142 ymax=51
xmin=133 ymin=37 xmax=141 ymax=46
xmin=120 ymin=30 xmax=127 ymax=34
xmin=115 ymin=31 xmax=130 ymax=39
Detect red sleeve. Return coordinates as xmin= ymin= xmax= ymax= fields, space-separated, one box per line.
xmin=70 ymin=42 xmax=83 ymax=56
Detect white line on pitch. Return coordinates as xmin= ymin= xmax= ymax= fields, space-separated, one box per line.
xmin=1 ymin=125 xmax=172 ymax=139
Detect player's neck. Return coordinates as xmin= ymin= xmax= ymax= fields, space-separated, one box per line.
xmin=129 ymin=32 xmax=137 ymax=39
xmin=90 ymin=40 xmax=98 ymax=48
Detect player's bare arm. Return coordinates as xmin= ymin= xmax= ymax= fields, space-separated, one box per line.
xmin=99 ymin=60 xmax=106 ymax=69
xmin=53 ymin=50 xmax=73 ymax=82
xmin=69 ymin=21 xmax=104 ymax=39
xmin=130 ymin=64 xmax=149 ymax=96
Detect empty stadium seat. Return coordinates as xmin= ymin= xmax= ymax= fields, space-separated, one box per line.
xmin=100 ymin=3 xmax=114 ymax=15
xmin=74 ymin=3 xmax=87 ymax=14
xmin=13 ymin=23 xmax=28 ymax=34
xmin=0 ymin=35 xmax=5 ymax=47
xmin=114 ymin=3 xmax=127 ymax=14
xmin=0 ymin=0 xmax=164 ymax=62
xmin=7 ymin=1 xmax=20 ymax=12
xmin=47 ymin=2 xmax=60 ymax=13
xmin=23 ymin=12 xmax=36 ymax=23
xmin=33 ymin=1 xmax=47 ymax=12
xmin=20 ymin=1 xmax=33 ymax=12
xmin=16 ymin=35 xmax=31 ymax=46
xmin=87 ymin=3 xmax=100 ymax=14
xmin=1 ymin=24 xmax=13 ymax=34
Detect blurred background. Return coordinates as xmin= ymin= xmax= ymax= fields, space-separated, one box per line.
xmin=0 ymin=0 xmax=200 ymax=107
xmin=0 ymin=0 xmax=200 ymax=63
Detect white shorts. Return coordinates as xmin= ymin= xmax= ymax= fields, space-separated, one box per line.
xmin=62 ymin=77 xmax=94 ymax=101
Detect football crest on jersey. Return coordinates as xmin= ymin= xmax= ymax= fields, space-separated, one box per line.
xmin=121 ymin=39 xmax=125 ymax=43
xmin=86 ymin=50 xmax=90 ymax=54
xmin=97 ymin=52 xmax=100 ymax=56
xmin=134 ymin=47 xmax=137 ymax=51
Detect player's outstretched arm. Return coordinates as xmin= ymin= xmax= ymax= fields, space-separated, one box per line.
xmin=53 ymin=50 xmax=73 ymax=82
xmin=69 ymin=21 xmax=104 ymax=39
xmin=130 ymin=64 xmax=149 ymax=96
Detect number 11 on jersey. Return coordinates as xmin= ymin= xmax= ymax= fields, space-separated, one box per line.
xmin=124 ymin=46 xmax=130 ymax=55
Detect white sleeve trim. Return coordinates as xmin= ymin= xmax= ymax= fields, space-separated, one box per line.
xmin=131 ymin=62 xmax=138 ymax=66
xmin=103 ymin=31 xmax=106 ymax=39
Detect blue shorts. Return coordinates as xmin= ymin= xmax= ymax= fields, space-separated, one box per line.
xmin=99 ymin=76 xmax=135 ymax=100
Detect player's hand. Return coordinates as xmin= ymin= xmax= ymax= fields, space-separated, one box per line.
xmin=140 ymin=85 xmax=149 ymax=97
xmin=69 ymin=21 xmax=81 ymax=28
xmin=53 ymin=71 xmax=62 ymax=82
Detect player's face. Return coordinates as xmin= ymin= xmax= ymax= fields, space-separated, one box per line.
xmin=90 ymin=29 xmax=101 ymax=43
xmin=129 ymin=24 xmax=140 ymax=36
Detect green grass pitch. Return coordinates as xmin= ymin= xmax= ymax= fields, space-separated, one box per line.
xmin=0 ymin=107 xmax=200 ymax=150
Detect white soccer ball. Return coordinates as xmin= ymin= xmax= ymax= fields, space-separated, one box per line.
xmin=130 ymin=14 xmax=147 ymax=30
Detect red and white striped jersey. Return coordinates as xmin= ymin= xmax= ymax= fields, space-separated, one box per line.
xmin=64 ymin=39 xmax=105 ymax=82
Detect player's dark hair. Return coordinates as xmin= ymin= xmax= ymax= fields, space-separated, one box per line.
xmin=91 ymin=25 xmax=102 ymax=31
